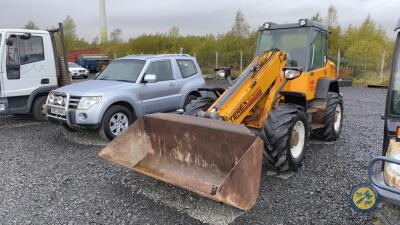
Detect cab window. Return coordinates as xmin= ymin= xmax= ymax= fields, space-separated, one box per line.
xmin=145 ymin=60 xmax=173 ymax=82
xmin=18 ymin=36 xmax=44 ymax=65
xmin=309 ymin=30 xmax=325 ymax=70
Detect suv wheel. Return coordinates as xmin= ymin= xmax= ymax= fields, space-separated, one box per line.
xmin=99 ymin=105 xmax=134 ymax=140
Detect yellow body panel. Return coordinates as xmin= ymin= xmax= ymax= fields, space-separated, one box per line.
xmin=282 ymin=60 xmax=336 ymax=100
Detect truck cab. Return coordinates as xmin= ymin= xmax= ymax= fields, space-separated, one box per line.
xmin=0 ymin=29 xmax=60 ymax=121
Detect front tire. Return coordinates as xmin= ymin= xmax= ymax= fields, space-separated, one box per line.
xmin=315 ymin=92 xmax=343 ymax=141
xmin=261 ymin=104 xmax=309 ymax=172
xmin=99 ymin=105 xmax=134 ymax=140
xmin=32 ymin=96 xmax=47 ymax=122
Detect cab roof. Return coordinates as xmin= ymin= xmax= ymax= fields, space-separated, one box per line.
xmin=259 ymin=19 xmax=328 ymax=32
xmin=0 ymin=29 xmax=49 ymax=34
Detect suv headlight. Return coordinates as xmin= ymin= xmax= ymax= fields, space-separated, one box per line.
xmin=48 ymin=92 xmax=55 ymax=104
xmin=388 ymin=152 xmax=400 ymax=176
xmin=77 ymin=96 xmax=101 ymax=110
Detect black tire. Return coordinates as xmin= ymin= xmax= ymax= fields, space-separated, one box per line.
xmin=183 ymin=94 xmax=198 ymax=109
xmin=183 ymin=97 xmax=215 ymax=116
xmin=261 ymin=104 xmax=309 ymax=172
xmin=32 ymin=96 xmax=47 ymax=122
xmin=315 ymin=92 xmax=343 ymax=141
xmin=99 ymin=105 xmax=135 ymax=140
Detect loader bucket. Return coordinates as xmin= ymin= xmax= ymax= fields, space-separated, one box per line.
xmin=100 ymin=113 xmax=263 ymax=210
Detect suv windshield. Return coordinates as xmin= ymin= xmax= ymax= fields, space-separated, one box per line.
xmin=97 ymin=59 xmax=145 ymax=83
xmin=391 ymin=35 xmax=400 ymax=115
xmin=257 ymin=28 xmax=309 ymax=68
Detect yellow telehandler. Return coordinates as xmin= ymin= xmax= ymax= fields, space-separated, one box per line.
xmin=100 ymin=19 xmax=343 ymax=210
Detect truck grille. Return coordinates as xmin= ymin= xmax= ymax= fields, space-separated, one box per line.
xmin=68 ymin=96 xmax=81 ymax=109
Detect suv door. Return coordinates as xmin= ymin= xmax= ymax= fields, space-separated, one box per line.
xmin=138 ymin=59 xmax=180 ymax=113
xmin=3 ymin=33 xmax=49 ymax=97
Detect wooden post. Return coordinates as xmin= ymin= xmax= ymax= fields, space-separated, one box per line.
xmin=379 ymin=50 xmax=386 ymax=83
xmin=240 ymin=50 xmax=243 ymax=71
xmin=215 ymin=52 xmax=219 ymax=69
xmin=336 ymin=49 xmax=341 ymax=79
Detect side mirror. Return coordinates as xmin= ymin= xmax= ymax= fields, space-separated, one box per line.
xmin=144 ymin=74 xmax=157 ymax=83
xmin=214 ymin=67 xmax=231 ymax=79
xmin=283 ymin=67 xmax=303 ymax=80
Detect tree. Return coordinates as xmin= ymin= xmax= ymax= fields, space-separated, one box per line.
xmin=326 ymin=5 xmax=338 ymax=27
xmin=92 ymin=36 xmax=99 ymax=45
xmin=24 ymin=20 xmax=39 ymax=30
xmin=63 ymin=15 xmax=77 ymax=50
xmin=311 ymin=12 xmax=323 ymax=22
xmin=110 ymin=28 xmax=122 ymax=42
xmin=231 ymin=10 xmax=250 ymax=38
xmin=168 ymin=26 xmax=180 ymax=38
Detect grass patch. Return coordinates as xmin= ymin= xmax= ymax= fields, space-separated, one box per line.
xmin=352 ymin=71 xmax=390 ymax=86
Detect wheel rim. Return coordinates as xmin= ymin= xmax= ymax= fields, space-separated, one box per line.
xmin=290 ymin=121 xmax=305 ymax=159
xmin=334 ymin=104 xmax=342 ymax=132
xmin=109 ymin=112 xmax=129 ymax=136
xmin=40 ymin=102 xmax=46 ymax=118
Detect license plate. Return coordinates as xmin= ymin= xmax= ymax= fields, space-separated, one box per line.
xmin=51 ymin=107 xmax=66 ymax=116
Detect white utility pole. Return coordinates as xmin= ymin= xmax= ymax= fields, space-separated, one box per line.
xmin=99 ymin=0 xmax=108 ymax=43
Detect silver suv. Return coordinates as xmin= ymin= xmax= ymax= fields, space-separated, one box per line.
xmin=45 ymin=54 xmax=205 ymax=140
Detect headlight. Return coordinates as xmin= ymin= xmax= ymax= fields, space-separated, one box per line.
xmin=77 ymin=96 xmax=101 ymax=110
xmin=48 ymin=93 xmax=55 ymax=104
xmin=388 ymin=152 xmax=400 ymax=175
xmin=284 ymin=69 xmax=302 ymax=80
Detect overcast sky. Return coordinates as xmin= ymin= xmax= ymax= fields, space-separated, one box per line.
xmin=0 ymin=0 xmax=399 ymax=41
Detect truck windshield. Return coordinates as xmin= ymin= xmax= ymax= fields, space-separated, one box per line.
xmin=391 ymin=35 xmax=400 ymax=115
xmin=257 ymin=28 xmax=309 ymax=68
xmin=97 ymin=59 xmax=146 ymax=83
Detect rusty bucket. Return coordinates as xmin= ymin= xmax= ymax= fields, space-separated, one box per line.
xmin=99 ymin=113 xmax=263 ymax=210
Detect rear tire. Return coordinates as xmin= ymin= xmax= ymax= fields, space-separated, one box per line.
xmin=99 ymin=105 xmax=134 ymax=140
xmin=315 ymin=92 xmax=343 ymax=141
xmin=184 ymin=97 xmax=215 ymax=116
xmin=261 ymin=104 xmax=309 ymax=172
xmin=32 ymin=96 xmax=47 ymax=122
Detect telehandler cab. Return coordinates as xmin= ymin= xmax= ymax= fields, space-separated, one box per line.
xmin=100 ymin=19 xmax=343 ymax=210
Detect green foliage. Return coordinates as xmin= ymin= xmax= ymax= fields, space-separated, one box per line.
xmin=29 ymin=9 xmax=394 ymax=79
xmin=24 ymin=20 xmax=39 ymax=30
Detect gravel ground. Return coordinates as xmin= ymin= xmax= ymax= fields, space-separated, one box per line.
xmin=0 ymin=86 xmax=397 ymax=225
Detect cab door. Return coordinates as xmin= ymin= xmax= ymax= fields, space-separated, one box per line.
xmin=2 ymin=33 xmax=49 ymax=97
xmin=306 ymin=29 xmax=328 ymax=99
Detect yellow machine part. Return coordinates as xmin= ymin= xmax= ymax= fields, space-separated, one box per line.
xmin=384 ymin=139 xmax=400 ymax=189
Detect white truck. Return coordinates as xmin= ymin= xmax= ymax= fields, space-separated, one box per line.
xmin=0 ymin=23 xmax=71 ymax=121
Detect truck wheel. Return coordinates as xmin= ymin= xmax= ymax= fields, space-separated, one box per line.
xmin=99 ymin=105 xmax=134 ymax=140
xmin=32 ymin=96 xmax=47 ymax=122
xmin=183 ymin=97 xmax=215 ymax=116
xmin=261 ymin=104 xmax=309 ymax=172
xmin=315 ymin=92 xmax=343 ymax=141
